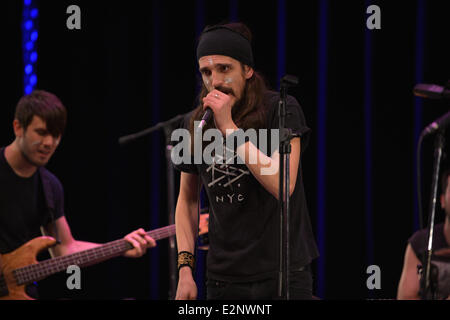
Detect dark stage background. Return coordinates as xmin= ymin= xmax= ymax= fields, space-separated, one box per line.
xmin=2 ymin=0 xmax=449 ymax=299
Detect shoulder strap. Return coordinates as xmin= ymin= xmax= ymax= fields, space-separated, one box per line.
xmin=39 ymin=167 xmax=55 ymax=212
xmin=38 ymin=167 xmax=60 ymax=243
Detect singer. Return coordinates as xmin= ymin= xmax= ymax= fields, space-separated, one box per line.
xmin=173 ymin=22 xmax=318 ymax=300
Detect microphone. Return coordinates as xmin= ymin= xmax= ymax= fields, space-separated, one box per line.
xmin=422 ymin=110 xmax=450 ymax=136
xmin=197 ymin=107 xmax=213 ymax=131
xmin=413 ymin=83 xmax=450 ymax=100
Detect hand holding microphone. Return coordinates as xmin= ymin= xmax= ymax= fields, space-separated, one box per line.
xmin=197 ymin=107 xmax=213 ymax=131
xmin=197 ymin=89 xmax=237 ymax=135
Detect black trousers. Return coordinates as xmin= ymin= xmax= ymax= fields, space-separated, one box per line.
xmin=206 ymin=265 xmax=313 ymax=300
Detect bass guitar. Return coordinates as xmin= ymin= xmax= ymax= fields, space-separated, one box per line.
xmin=0 ymin=224 xmax=175 ymax=300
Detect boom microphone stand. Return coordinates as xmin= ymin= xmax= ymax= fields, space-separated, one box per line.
xmin=420 ymin=130 xmax=446 ymax=300
xmin=119 ymin=112 xmax=187 ymax=299
xmin=414 ymin=83 xmax=450 ymax=299
xmin=277 ymin=75 xmax=299 ymax=300
xmin=413 ymin=80 xmax=450 ymax=300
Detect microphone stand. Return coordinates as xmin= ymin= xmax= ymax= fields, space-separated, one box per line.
xmin=118 ymin=114 xmax=186 ymax=146
xmin=118 ymin=112 xmax=188 ymax=300
xmin=277 ymin=75 xmax=299 ymax=300
xmin=420 ymin=129 xmax=446 ymax=300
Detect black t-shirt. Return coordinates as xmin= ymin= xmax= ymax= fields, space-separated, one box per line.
xmin=0 ymin=147 xmax=65 ymax=254
xmin=409 ymin=223 xmax=450 ymax=299
xmin=173 ymin=90 xmax=319 ymax=282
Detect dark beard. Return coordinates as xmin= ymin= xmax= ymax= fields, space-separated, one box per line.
xmin=206 ymin=87 xmax=245 ymax=129
xmin=215 ymin=85 xmax=235 ymax=96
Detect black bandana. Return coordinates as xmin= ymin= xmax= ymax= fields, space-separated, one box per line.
xmin=196 ymin=26 xmax=254 ymax=67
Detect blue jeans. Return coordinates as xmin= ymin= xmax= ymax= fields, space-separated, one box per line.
xmin=206 ymin=265 xmax=313 ymax=300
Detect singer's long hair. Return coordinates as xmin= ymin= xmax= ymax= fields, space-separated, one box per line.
xmin=189 ymin=23 xmax=268 ymax=150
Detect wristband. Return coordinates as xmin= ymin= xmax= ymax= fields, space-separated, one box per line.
xmin=177 ymin=251 xmax=195 ymax=271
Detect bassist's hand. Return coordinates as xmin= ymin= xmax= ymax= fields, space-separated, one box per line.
xmin=123 ymin=228 xmax=156 ymax=258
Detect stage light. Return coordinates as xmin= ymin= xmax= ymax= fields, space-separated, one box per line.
xmin=22 ymin=0 xmax=38 ymax=94
xmin=25 ymin=41 xmax=33 ymax=51
xmin=25 ymin=64 xmax=33 ymax=74
xmin=30 ymin=52 xmax=37 ymax=62
xmin=30 ymin=74 xmax=37 ymax=85
xmin=31 ymin=31 xmax=38 ymax=41
xmin=24 ymin=20 xmax=33 ymax=30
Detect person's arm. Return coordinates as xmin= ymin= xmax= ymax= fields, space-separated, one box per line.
xmin=397 ymin=243 xmax=421 ymax=299
xmin=175 ymin=171 xmax=200 ymax=300
xmin=233 ymin=135 xmax=301 ymax=199
xmin=45 ymin=216 xmax=155 ymax=258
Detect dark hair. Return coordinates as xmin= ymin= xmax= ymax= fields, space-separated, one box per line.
xmin=190 ymin=22 xmax=268 ymax=147
xmin=441 ymin=168 xmax=450 ymax=195
xmin=217 ymin=22 xmax=253 ymax=43
xmin=15 ymin=90 xmax=67 ymax=137
xmin=197 ymin=23 xmax=254 ymax=67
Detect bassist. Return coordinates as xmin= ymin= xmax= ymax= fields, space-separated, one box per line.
xmin=0 ymin=90 xmax=156 ymax=298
